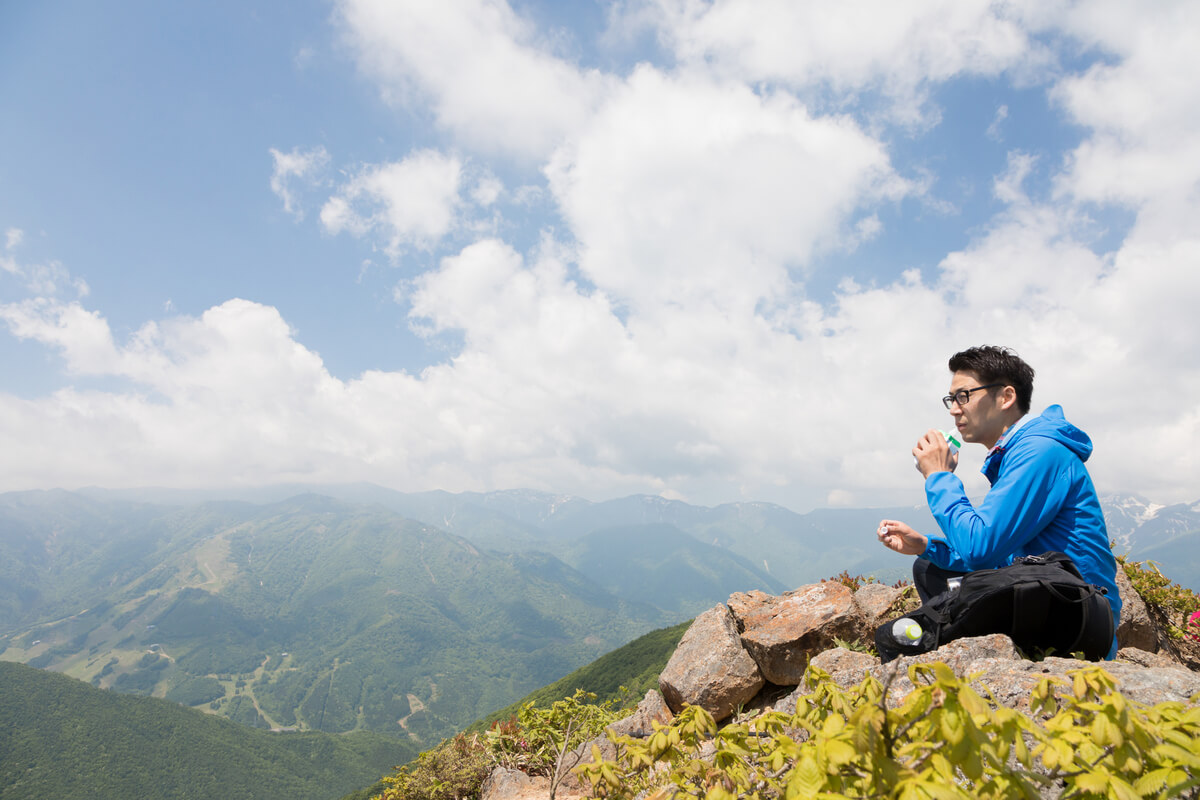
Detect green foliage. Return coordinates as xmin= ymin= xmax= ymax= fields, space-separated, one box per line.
xmin=1121 ymin=557 xmax=1200 ymax=640
xmin=578 ymin=662 xmax=1200 ymax=800
xmin=488 ymin=689 xmax=620 ymax=776
xmin=372 ymin=689 xmax=621 ymax=800
xmin=373 ymin=732 xmax=495 ymax=800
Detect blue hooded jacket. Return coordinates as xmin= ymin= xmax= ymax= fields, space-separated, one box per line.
xmin=922 ymin=405 xmax=1122 ymax=658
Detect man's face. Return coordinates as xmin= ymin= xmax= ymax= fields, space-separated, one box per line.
xmin=947 ymin=370 xmax=1009 ymax=447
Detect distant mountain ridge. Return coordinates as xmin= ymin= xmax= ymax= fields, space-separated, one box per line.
xmin=2 ymin=485 xmax=1195 ymax=751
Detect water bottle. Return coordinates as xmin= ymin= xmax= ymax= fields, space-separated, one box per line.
xmin=891 ymin=617 xmax=923 ymax=645
xmin=914 ymin=429 xmax=963 ymax=469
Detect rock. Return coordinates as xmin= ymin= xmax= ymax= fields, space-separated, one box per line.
xmin=732 ymin=582 xmax=860 ymax=685
xmin=606 ymin=689 xmax=672 ymax=738
xmin=1115 ymin=565 xmax=1157 ymax=651
xmin=852 ymin=583 xmax=907 ymax=623
xmin=869 ymin=634 xmax=1200 ymax=712
xmin=807 ymin=647 xmax=878 ymax=689
xmin=658 ymin=605 xmax=764 ymax=721
xmin=480 ymin=767 xmax=552 ymax=800
xmin=770 ymin=647 xmax=877 ymax=714
xmin=1117 ymin=647 xmax=1184 ymax=669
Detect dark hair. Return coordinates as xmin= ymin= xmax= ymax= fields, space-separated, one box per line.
xmin=948 ymin=345 xmax=1034 ymax=414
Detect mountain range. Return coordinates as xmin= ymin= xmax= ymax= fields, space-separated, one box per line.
xmin=1 ymin=484 xmax=1196 ymax=750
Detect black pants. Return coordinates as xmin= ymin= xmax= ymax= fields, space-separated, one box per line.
xmin=912 ymin=558 xmax=969 ymax=604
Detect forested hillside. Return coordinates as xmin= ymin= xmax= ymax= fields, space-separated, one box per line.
xmin=0 ymin=659 xmax=417 ymax=800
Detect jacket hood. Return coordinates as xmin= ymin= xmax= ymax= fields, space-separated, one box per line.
xmin=1018 ymin=404 xmax=1093 ymax=462
xmin=982 ymin=405 xmax=1091 ymax=483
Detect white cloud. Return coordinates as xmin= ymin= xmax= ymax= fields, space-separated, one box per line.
xmin=545 ymin=66 xmax=911 ymax=314
xmin=470 ymin=175 xmax=503 ymax=207
xmin=0 ymin=230 xmax=88 ymax=298
xmin=1052 ymin=1 xmax=1200 ymax=208
xmin=626 ymin=0 xmax=1051 ymax=124
xmin=269 ymin=145 xmax=331 ymax=219
xmin=321 ymin=149 xmax=464 ymax=256
xmin=336 ymin=0 xmax=612 ymax=161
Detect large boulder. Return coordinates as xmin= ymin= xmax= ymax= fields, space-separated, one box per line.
xmin=730 ymin=582 xmax=861 ymax=685
xmin=658 ymin=605 xmax=764 ymax=721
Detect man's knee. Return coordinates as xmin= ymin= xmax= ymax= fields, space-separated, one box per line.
xmin=913 ymin=558 xmax=967 ymax=604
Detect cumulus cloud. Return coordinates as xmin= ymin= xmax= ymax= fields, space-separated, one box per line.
xmin=1052 ymin=1 xmax=1200 ymax=213
xmin=269 ymin=145 xmax=331 ymax=219
xmin=321 ymin=149 xmax=464 ymax=256
xmin=546 ymin=66 xmax=911 ymax=314
xmin=627 ymin=0 xmax=1050 ymax=124
xmin=335 ymin=0 xmax=612 ymax=160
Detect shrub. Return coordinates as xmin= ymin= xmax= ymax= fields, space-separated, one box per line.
xmin=372 ymin=689 xmax=619 ymax=800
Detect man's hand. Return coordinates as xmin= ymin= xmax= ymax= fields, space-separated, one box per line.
xmin=913 ymin=428 xmax=958 ymax=478
xmin=877 ymin=519 xmax=928 ymax=556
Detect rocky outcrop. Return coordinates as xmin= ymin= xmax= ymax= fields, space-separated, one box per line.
xmin=659 ymin=576 xmax=1197 ymax=724
xmin=489 ymin=572 xmax=1197 ymax=800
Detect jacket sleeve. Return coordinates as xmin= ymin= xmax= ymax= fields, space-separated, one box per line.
xmin=920 ymin=437 xmax=1074 ymax=571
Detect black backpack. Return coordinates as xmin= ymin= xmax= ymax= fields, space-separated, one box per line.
xmin=875 ymin=552 xmax=1115 ymax=663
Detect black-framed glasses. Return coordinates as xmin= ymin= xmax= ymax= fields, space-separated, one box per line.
xmin=942 ymin=383 xmax=1003 ymax=409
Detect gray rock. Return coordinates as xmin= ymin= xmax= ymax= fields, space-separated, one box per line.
xmin=658 ymin=604 xmax=764 ymax=721
xmin=607 ymin=689 xmax=672 ymax=738
xmin=732 ymin=582 xmax=861 ymax=685
xmin=1115 ymin=566 xmax=1158 ymax=651
xmin=1118 ymin=646 xmax=1185 ymax=669
xmin=870 ymin=634 xmax=1200 ymax=711
xmin=852 ymin=583 xmax=907 ymax=623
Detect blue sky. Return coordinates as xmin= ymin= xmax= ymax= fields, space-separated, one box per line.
xmin=2 ymin=0 xmax=1198 ymax=513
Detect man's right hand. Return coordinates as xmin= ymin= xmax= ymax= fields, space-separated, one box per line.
xmin=913 ymin=429 xmax=958 ymax=478
xmin=877 ymin=519 xmax=928 ymax=556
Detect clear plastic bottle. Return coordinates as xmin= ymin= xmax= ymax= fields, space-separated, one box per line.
xmin=891 ymin=617 xmax=923 ymax=644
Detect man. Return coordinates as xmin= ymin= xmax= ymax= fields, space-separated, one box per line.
xmin=877 ymin=345 xmax=1122 ymax=658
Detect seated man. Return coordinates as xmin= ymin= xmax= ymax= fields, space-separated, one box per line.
xmin=877 ymin=345 xmax=1122 ymax=658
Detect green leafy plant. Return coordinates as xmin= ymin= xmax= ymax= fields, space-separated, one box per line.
xmin=1120 ymin=557 xmax=1200 ymax=640
xmin=372 ymin=733 xmax=493 ymax=800
xmin=577 ymin=662 xmax=1200 ymax=800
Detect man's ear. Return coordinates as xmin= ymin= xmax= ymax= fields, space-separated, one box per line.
xmin=998 ymin=385 xmax=1018 ymax=410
